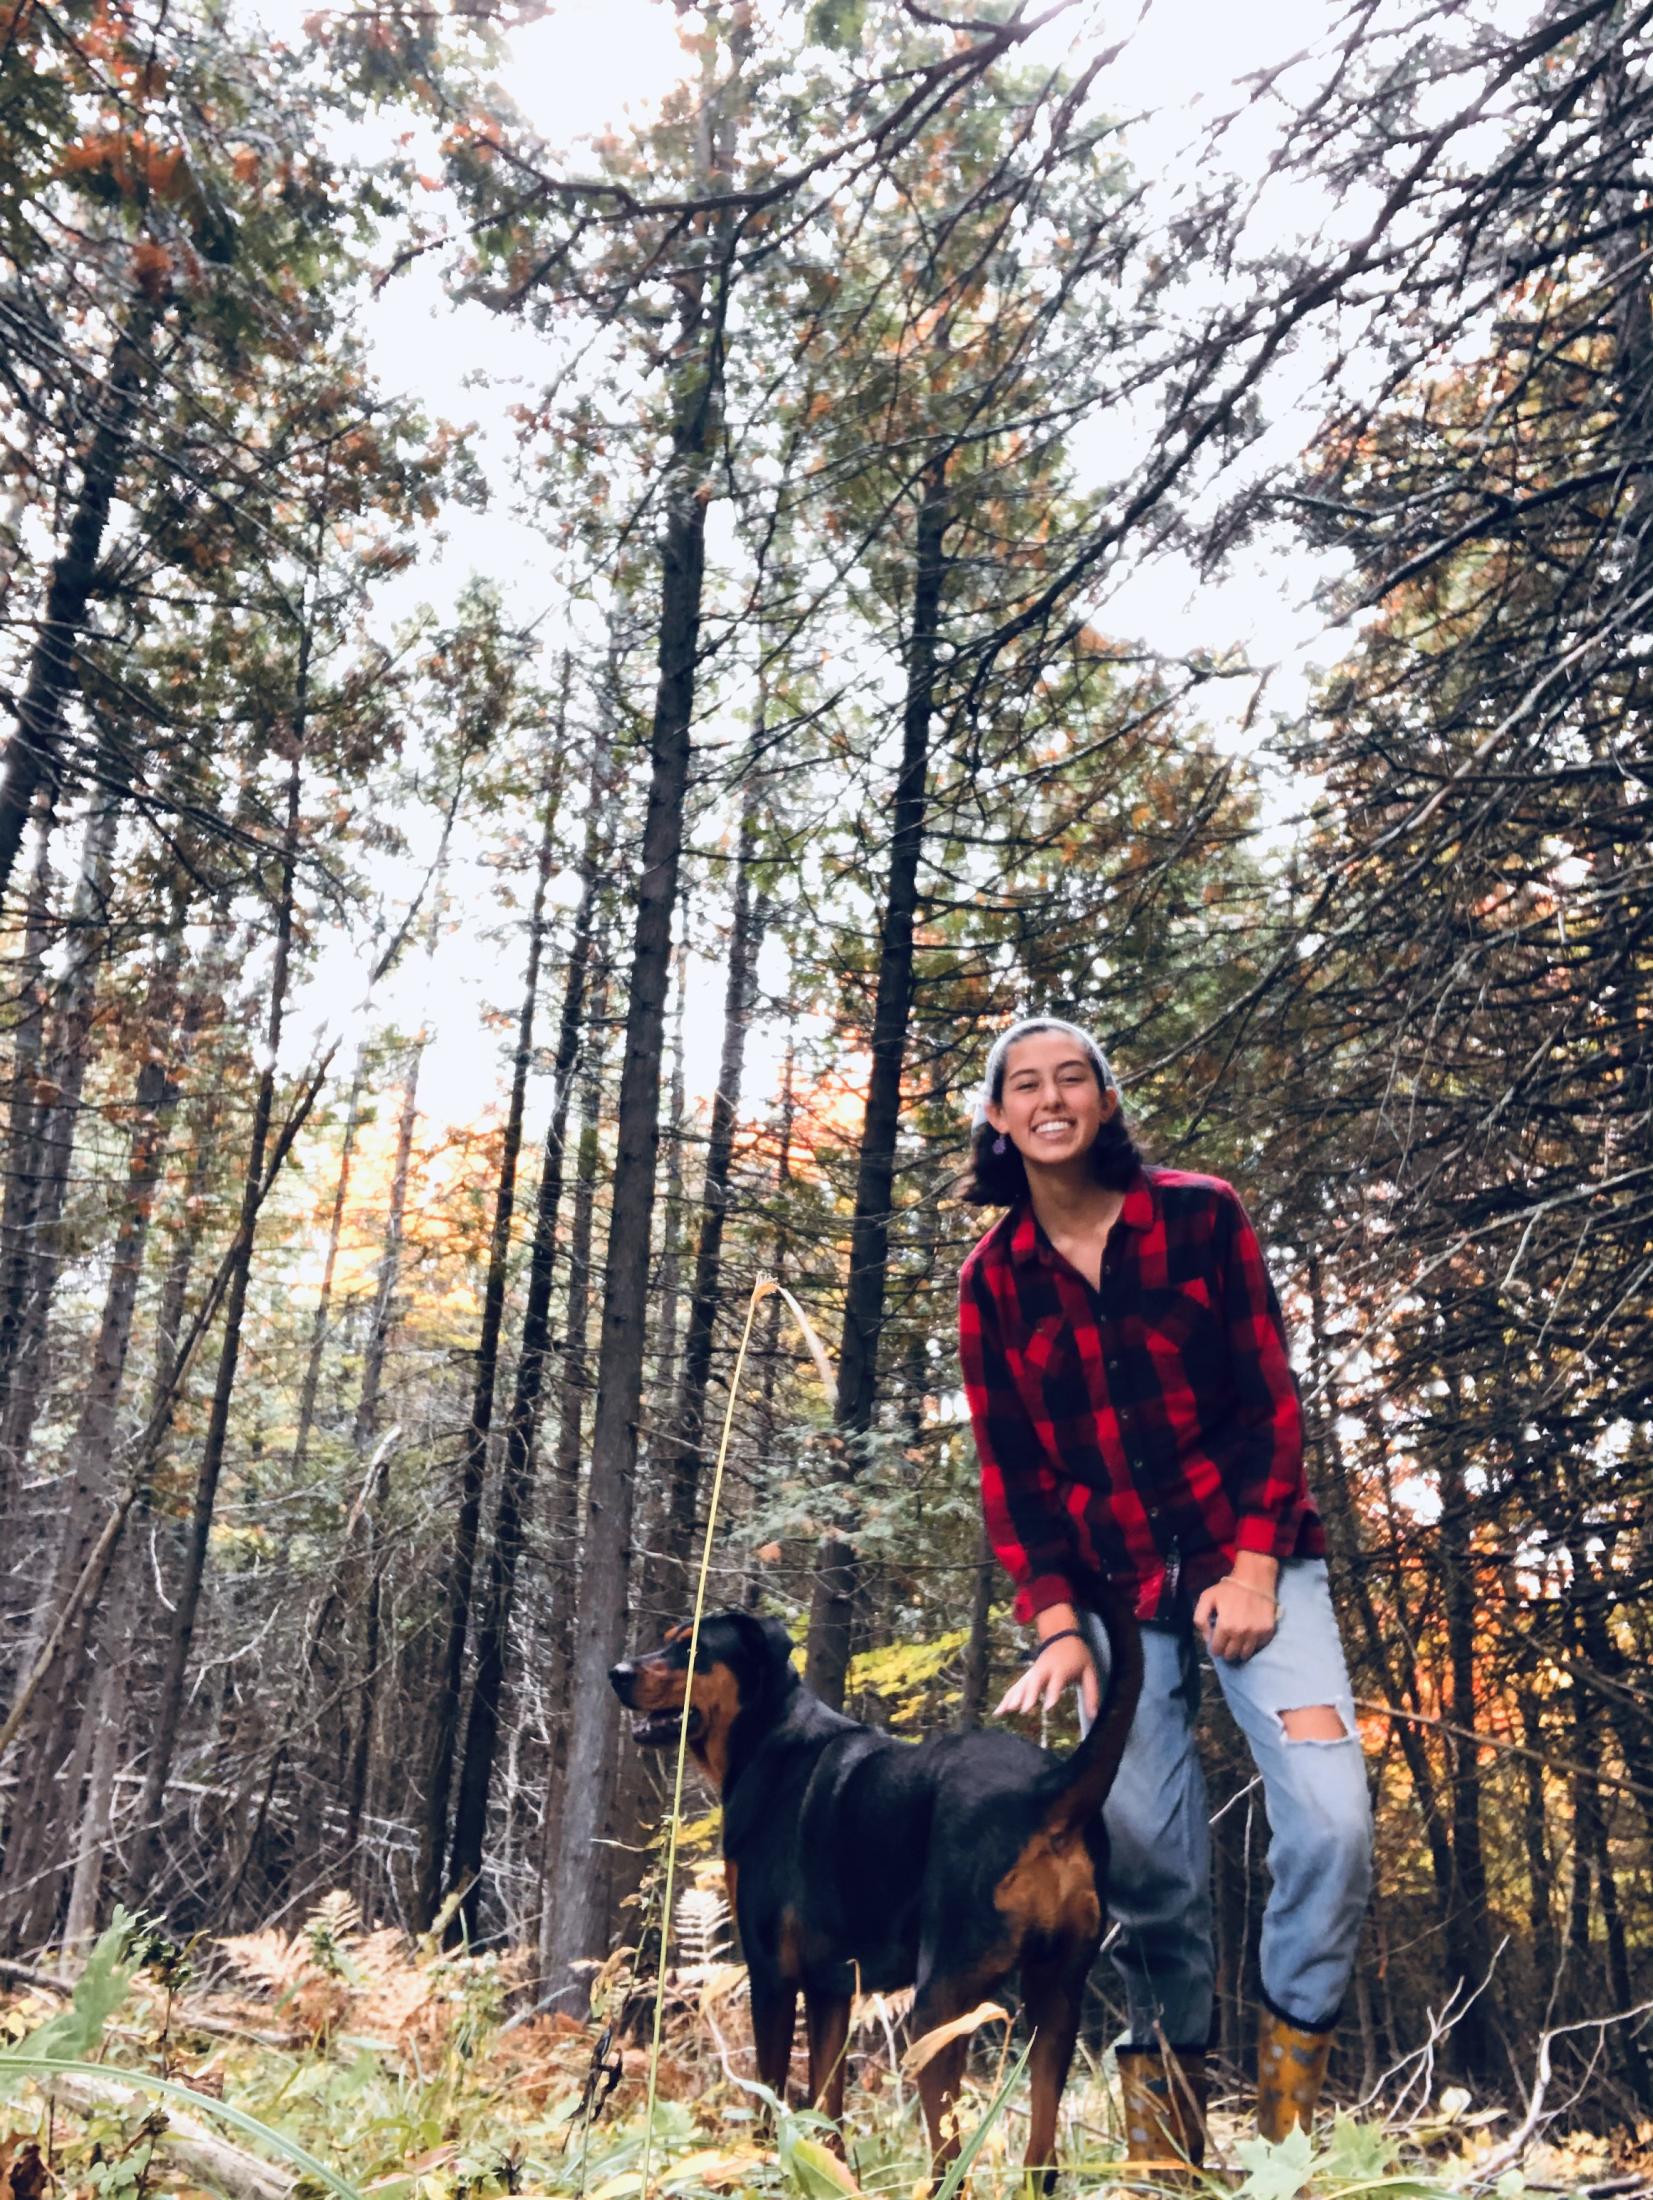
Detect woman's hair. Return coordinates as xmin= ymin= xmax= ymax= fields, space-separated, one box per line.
xmin=958 ymin=1015 xmax=1143 ymax=1206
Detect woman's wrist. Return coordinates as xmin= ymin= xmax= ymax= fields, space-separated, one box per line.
xmin=1034 ymin=1601 xmax=1081 ymax=1643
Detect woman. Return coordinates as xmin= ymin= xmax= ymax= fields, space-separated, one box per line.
xmin=957 ymin=1016 xmax=1372 ymax=2168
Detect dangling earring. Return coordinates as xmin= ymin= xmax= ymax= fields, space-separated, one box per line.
xmin=993 ymin=1134 xmax=1008 ymax=1155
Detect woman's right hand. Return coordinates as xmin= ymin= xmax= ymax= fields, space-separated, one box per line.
xmin=994 ymin=1629 xmax=1100 ymax=1723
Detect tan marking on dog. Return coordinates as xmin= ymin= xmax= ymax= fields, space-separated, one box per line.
xmin=993 ymin=1830 xmax=1102 ymax=1946
xmin=687 ymin=1662 xmax=743 ymax=1789
xmin=629 ymin=1658 xmax=689 ymax=1714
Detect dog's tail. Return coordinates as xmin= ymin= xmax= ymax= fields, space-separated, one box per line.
xmin=1042 ymin=1585 xmax=1144 ymax=1840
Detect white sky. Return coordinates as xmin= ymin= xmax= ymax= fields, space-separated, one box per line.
xmin=276 ymin=0 xmax=1354 ymax=1133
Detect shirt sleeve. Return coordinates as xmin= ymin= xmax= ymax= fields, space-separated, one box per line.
xmin=959 ymin=1263 xmax=1083 ymax=1624
xmin=1214 ymin=1187 xmax=1310 ymax=1556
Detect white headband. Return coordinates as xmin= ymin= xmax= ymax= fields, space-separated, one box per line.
xmin=972 ymin=1017 xmax=1118 ymax=1129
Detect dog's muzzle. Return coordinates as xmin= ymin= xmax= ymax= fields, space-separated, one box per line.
xmin=609 ymin=1661 xmax=704 ymax=1747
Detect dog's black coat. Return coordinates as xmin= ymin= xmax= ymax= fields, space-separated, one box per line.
xmin=611 ymin=1600 xmax=1142 ymax=2185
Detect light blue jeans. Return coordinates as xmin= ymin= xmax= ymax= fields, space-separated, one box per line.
xmin=1079 ymin=1559 xmax=1372 ymax=2045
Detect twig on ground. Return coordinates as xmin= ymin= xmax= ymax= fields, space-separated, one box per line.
xmin=1472 ymin=1999 xmax=1653 ymax=2189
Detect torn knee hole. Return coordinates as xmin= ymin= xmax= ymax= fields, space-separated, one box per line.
xmin=1278 ymin=1704 xmax=1350 ymax=1743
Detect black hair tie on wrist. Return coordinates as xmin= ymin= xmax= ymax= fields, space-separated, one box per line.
xmin=1029 ymin=1627 xmax=1087 ymax=1659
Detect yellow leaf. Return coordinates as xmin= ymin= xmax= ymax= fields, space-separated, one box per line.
xmin=662 ymin=2146 xmax=771 ymax=2190
xmin=902 ymin=2000 xmax=1011 ymax=2074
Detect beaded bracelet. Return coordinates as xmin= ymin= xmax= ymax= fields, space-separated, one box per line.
xmin=1027 ymin=1627 xmax=1089 ymax=1659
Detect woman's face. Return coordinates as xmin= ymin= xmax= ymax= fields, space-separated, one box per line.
xmin=986 ymin=1030 xmax=1115 ymax=1170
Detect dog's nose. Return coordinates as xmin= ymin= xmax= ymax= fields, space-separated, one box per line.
xmin=609 ymin=1661 xmax=635 ymax=1702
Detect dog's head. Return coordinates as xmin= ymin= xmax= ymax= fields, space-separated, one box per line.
xmin=609 ymin=1609 xmax=798 ymax=1789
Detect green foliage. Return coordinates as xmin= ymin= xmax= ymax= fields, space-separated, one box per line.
xmin=1232 ymin=2117 xmax=1461 ymax=2200
xmin=0 ymin=1912 xmax=1573 ymax=2200
xmin=806 ymin=0 xmax=866 ymax=51
xmin=0 ymin=1910 xmax=140 ymax=2077
xmin=10 ymin=2060 xmax=370 ymax=2200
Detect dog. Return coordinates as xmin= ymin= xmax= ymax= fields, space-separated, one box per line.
xmin=610 ymin=1598 xmax=1142 ymax=2187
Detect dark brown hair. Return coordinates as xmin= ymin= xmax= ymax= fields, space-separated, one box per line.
xmin=958 ymin=1025 xmax=1143 ymax=1206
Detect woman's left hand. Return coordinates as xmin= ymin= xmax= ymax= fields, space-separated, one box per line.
xmin=1195 ymin=1570 xmax=1280 ymax=1663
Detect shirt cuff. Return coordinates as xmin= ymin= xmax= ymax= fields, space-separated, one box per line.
xmin=1235 ymin=1511 xmax=1292 ymax=1557
xmin=1012 ymin=1573 xmax=1077 ymax=1626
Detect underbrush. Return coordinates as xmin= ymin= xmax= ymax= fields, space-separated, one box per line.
xmin=0 ymin=1904 xmax=1641 ymax=2200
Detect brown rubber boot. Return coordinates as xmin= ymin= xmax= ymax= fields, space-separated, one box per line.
xmin=1116 ymin=2044 xmax=1208 ymax=2183
xmin=1257 ymin=2009 xmax=1333 ymax=2142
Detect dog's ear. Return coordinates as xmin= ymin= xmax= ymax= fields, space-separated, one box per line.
xmin=727 ymin=1609 xmax=799 ymax=1697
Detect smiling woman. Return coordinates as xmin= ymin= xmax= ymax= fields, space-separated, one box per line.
xmin=957 ymin=1012 xmax=1373 ymax=2173
xmin=960 ymin=1018 xmax=1142 ymax=1208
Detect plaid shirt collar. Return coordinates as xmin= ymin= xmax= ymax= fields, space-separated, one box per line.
xmin=1007 ymin=1169 xmax=1158 ymax=1270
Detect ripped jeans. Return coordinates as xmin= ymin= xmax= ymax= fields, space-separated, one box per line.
xmin=1079 ymin=1558 xmax=1372 ymax=2045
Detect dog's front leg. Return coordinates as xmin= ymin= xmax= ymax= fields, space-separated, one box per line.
xmin=750 ymin=1975 xmax=798 ymax=2107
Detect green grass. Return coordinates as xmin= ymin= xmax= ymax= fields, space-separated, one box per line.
xmin=0 ymin=1908 xmax=1608 ymax=2200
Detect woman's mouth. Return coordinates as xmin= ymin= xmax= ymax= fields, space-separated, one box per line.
xmin=1032 ymin=1120 xmax=1075 ymax=1141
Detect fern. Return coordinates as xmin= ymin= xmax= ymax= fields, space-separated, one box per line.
xmin=673 ymin=1885 xmax=732 ymax=1970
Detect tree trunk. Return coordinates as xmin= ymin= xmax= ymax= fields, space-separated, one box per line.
xmin=344 ymin=1540 xmax=385 ymax=1904
xmin=536 ymin=968 xmax=609 ymax=1980
xmin=541 ymin=312 xmax=726 ymax=2006
xmin=956 ymin=1520 xmax=995 ymax=1732
xmin=60 ymin=1592 xmax=128 ymax=1960
xmin=636 ymin=946 xmax=690 ymax=1626
xmin=290 ymin=1044 xmax=370 ymax=1483
xmin=654 ymin=764 xmax=767 ymax=1605
xmin=125 ymin=749 xmax=304 ymax=1898
xmin=349 ymin=826 xmax=452 ymax=1461
xmin=448 ymin=687 xmax=603 ymax=1932
xmin=0 ymin=301 xmax=157 ymax=905
xmin=742 ymin=1040 xmax=795 ymax=1612
xmin=413 ymin=776 xmax=560 ymax=1929
xmin=1517 ymin=1685 xmax=1558 ymax=1990
xmin=1435 ymin=1364 xmax=1495 ymax=2079
xmin=150 ymin=1099 xmax=218 ymax=1428
xmin=0 ymin=782 xmax=124 ymax=1484
xmin=0 ymin=916 xmax=189 ymax=1946
xmin=353 ymin=1049 xmax=421 ymax=1454
xmin=806 ymin=454 xmax=949 ymax=1709
xmin=0 ymin=794 xmax=56 ymax=1530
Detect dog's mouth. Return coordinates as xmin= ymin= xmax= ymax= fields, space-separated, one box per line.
xmin=630 ymin=1706 xmax=705 ymax=1748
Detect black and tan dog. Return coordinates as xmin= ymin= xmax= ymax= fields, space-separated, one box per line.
xmin=610 ymin=1600 xmax=1142 ymax=2187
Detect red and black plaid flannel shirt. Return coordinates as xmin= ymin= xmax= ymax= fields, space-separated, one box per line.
xmin=959 ymin=1166 xmax=1323 ymax=1625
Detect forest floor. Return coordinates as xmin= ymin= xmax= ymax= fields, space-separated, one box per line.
xmin=0 ymin=1901 xmax=1645 ymax=2200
